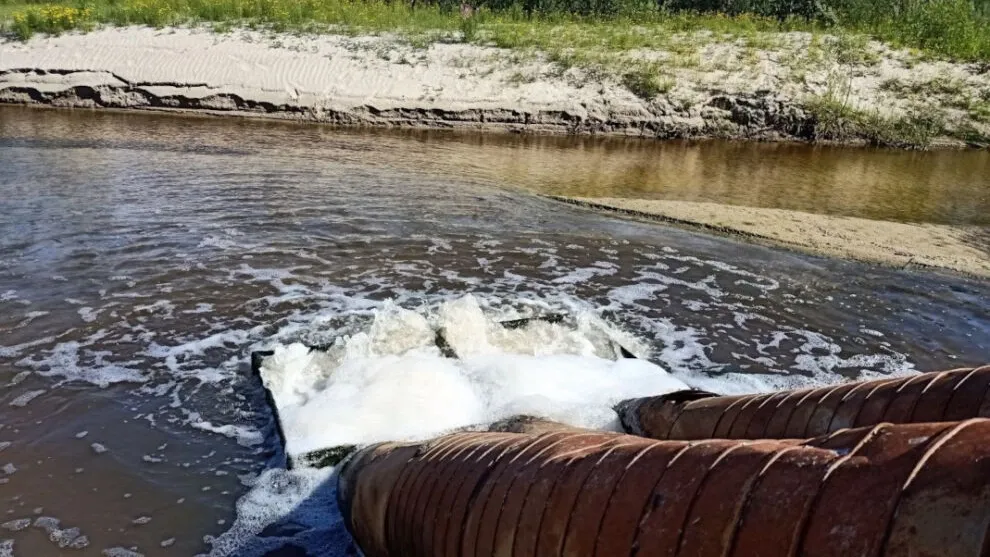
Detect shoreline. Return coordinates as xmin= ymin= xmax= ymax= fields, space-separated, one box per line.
xmin=2 ymin=26 xmax=989 ymax=148
xmin=549 ymin=196 xmax=990 ymax=278
xmin=3 ymin=26 xmax=988 ymax=276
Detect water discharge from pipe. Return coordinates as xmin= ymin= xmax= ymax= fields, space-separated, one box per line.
xmin=256 ymin=295 xmax=691 ymax=460
xmin=253 ymin=295 xmax=990 ymax=557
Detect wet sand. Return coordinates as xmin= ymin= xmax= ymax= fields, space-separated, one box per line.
xmin=553 ymin=196 xmax=990 ymax=277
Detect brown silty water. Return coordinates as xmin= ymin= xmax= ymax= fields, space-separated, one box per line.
xmin=489 ymin=137 xmax=990 ymax=226
xmin=0 ymin=106 xmax=988 ymax=556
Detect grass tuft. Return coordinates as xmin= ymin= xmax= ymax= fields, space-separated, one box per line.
xmin=621 ymin=66 xmax=675 ymax=99
xmin=805 ymin=80 xmax=950 ymax=148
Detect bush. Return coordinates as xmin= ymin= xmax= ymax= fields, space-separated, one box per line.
xmin=659 ymin=0 xmax=831 ymax=21
xmin=422 ymin=0 xmax=655 ymax=17
xmin=896 ymin=0 xmax=987 ymax=58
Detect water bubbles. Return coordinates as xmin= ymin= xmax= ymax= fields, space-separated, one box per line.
xmin=102 ymin=548 xmax=144 ymax=557
xmin=0 ymin=520 xmax=30 ymax=532
xmin=32 ymin=517 xmax=88 ymax=549
xmin=8 ymin=390 xmax=45 ymax=408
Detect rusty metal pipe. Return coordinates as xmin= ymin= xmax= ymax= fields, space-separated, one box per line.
xmin=618 ymin=365 xmax=990 ymax=440
xmin=337 ymin=419 xmax=990 ymax=557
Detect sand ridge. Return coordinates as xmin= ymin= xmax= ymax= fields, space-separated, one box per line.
xmin=552 ymin=196 xmax=990 ymax=278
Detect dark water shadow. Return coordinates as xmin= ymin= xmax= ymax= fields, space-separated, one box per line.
xmin=233 ymin=472 xmax=357 ymax=557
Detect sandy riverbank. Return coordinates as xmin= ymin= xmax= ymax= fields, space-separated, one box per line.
xmin=552 ymin=196 xmax=990 ymax=277
xmin=2 ymin=26 xmax=989 ymax=145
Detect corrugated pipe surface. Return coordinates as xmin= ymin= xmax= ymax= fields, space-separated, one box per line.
xmin=618 ymin=365 xmax=990 ymax=441
xmin=337 ymin=420 xmax=990 ymax=557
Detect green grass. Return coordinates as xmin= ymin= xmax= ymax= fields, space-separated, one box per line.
xmin=880 ymin=76 xmax=969 ymax=97
xmin=805 ymin=78 xmax=959 ymax=148
xmin=0 ymin=0 xmax=465 ymax=38
xmin=835 ymin=0 xmax=990 ymax=60
xmin=879 ymin=76 xmax=990 ymax=126
xmin=0 ymin=0 xmax=802 ymax=56
xmin=969 ymin=102 xmax=990 ymax=123
xmin=621 ymin=65 xmax=675 ymax=99
xmin=1 ymin=0 xmax=988 ymax=62
xmin=0 ymin=2 xmax=32 ymax=20
xmin=807 ymin=96 xmax=948 ymax=148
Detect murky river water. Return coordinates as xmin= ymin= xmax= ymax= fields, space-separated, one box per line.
xmin=1 ymin=106 xmax=988 ymax=556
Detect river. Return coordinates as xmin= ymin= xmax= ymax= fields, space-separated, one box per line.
xmin=1 ymin=106 xmax=988 ymax=556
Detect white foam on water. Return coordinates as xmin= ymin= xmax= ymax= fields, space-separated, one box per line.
xmin=0 ymin=539 xmax=13 ymax=557
xmin=259 ymin=295 xmax=690 ymax=456
xmin=207 ymin=282 xmax=931 ymax=555
xmin=183 ymin=303 xmax=214 ymax=314
xmin=189 ymin=419 xmax=264 ymax=448
xmin=0 ymin=336 xmax=56 ymax=359
xmin=102 ymin=548 xmax=143 ymax=557
xmin=6 ymin=372 xmax=30 ymax=387
xmin=32 ymin=517 xmax=88 ymax=549
xmin=551 ymin=263 xmax=618 ymax=284
xmin=1 ymin=520 xmax=30 ymax=532
xmin=221 ymin=293 xmax=816 ymax=556
xmin=15 ymin=342 xmax=145 ymax=387
xmin=208 ymin=465 xmax=347 ymax=557
xmin=144 ymin=329 xmax=252 ymax=381
xmin=78 ymin=307 xmax=101 ymax=323
xmin=8 ymin=390 xmax=45 ymax=408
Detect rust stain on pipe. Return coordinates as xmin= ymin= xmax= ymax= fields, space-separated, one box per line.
xmin=618 ymin=365 xmax=990 ymax=441
xmin=338 ymin=420 xmax=990 ymax=557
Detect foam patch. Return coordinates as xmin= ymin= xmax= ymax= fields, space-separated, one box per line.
xmin=259 ymin=295 xmax=689 ymax=457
